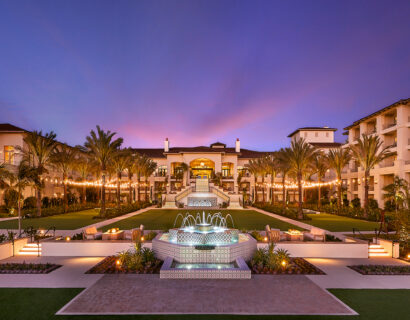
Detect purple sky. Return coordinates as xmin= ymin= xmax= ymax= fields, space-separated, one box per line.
xmin=1 ymin=0 xmax=409 ymax=151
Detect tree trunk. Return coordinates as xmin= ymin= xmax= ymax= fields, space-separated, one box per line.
xmin=18 ymin=191 xmax=22 ymax=236
xmin=101 ymin=174 xmax=106 ymax=216
xmin=262 ymin=177 xmax=265 ymax=203
xmin=318 ymin=177 xmax=321 ymax=211
xmin=145 ymin=178 xmax=148 ymax=202
xmin=137 ymin=176 xmax=141 ymax=202
xmin=282 ymin=174 xmax=286 ymax=212
xmin=82 ymin=184 xmax=86 ymax=204
xmin=297 ymin=172 xmax=303 ymax=220
xmin=128 ymin=181 xmax=132 ymax=204
xmin=117 ymin=172 xmax=121 ymax=209
xmin=363 ymin=172 xmax=369 ymax=219
xmin=36 ymin=188 xmax=42 ymax=217
xmin=337 ymin=181 xmax=342 ymax=212
xmin=63 ymin=173 xmax=68 ymax=213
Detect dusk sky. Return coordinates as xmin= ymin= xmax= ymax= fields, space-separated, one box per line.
xmin=1 ymin=0 xmax=409 ymax=151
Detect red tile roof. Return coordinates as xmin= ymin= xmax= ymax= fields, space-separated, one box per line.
xmin=0 ymin=123 xmax=27 ymax=132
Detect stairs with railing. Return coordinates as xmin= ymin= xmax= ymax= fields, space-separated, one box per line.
xmin=195 ymin=178 xmax=209 ymax=192
xmin=19 ymin=243 xmax=42 ymax=256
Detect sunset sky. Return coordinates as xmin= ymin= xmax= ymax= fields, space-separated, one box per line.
xmin=1 ymin=0 xmax=409 ymax=150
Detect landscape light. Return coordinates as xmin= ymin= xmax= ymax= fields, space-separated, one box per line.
xmin=65 ymin=236 xmax=71 ymax=241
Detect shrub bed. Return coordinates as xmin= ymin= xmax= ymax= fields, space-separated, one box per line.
xmin=348 ymin=265 xmax=410 ymax=275
xmin=23 ymin=203 xmax=97 ymax=218
xmin=253 ymin=203 xmax=299 ymax=220
xmin=0 ymin=263 xmax=61 ymax=274
xmin=86 ymin=242 xmax=162 ymax=274
xmin=101 ymin=202 xmax=151 ymax=219
xmin=248 ymin=243 xmax=325 ymax=275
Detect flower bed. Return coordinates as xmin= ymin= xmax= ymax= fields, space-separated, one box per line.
xmin=0 ymin=262 xmax=61 ymax=274
xmin=348 ymin=264 xmax=410 ymax=275
xmin=86 ymin=255 xmax=162 ymax=274
xmin=250 ymin=257 xmax=325 ymax=275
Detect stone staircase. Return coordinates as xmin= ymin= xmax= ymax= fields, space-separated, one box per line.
xmin=19 ymin=243 xmax=42 ymax=256
xmin=368 ymin=243 xmax=389 ymax=257
xmin=195 ymin=178 xmax=209 ymax=192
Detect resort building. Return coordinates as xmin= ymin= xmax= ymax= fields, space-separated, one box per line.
xmin=341 ymin=98 xmax=410 ymax=207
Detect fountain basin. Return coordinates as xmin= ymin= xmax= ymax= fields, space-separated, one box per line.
xmin=160 ymin=256 xmax=251 ymax=279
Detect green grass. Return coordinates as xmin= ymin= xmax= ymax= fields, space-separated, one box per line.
xmin=0 ymin=288 xmax=409 ymax=320
xmin=0 ymin=209 xmax=103 ymax=230
xmin=102 ymin=209 xmax=302 ymax=232
xmin=304 ymin=213 xmax=380 ymax=232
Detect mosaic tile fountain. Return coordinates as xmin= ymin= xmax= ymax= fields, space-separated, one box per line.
xmin=153 ymin=212 xmax=256 ymax=279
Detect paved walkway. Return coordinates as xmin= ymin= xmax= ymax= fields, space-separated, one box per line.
xmin=306 ymin=257 xmax=410 ymax=289
xmin=0 ymin=216 xmax=18 ymax=222
xmin=57 ymin=274 xmax=356 ymax=315
xmin=72 ymin=205 xmax=155 ymax=233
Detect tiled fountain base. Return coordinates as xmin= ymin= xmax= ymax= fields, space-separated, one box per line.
xmin=57 ymin=274 xmax=357 ymax=315
xmin=160 ymin=256 xmax=251 ymax=279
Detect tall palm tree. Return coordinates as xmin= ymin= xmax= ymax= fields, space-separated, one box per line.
xmin=5 ymin=161 xmax=36 ymax=235
xmin=84 ymin=126 xmax=123 ymax=216
xmin=75 ymin=155 xmax=93 ymax=204
xmin=180 ymin=162 xmax=189 ymax=187
xmin=327 ymin=148 xmax=351 ymax=209
xmin=310 ymin=152 xmax=329 ymax=210
xmin=256 ymin=158 xmax=267 ymax=203
xmin=264 ymin=153 xmax=278 ymax=205
xmin=51 ymin=144 xmax=77 ymax=212
xmin=111 ymin=149 xmax=130 ymax=208
xmin=125 ymin=151 xmax=138 ymax=204
xmin=142 ymin=158 xmax=157 ymax=202
xmin=245 ymin=159 xmax=260 ymax=202
xmin=276 ymin=148 xmax=291 ymax=211
xmin=383 ymin=176 xmax=408 ymax=213
xmin=135 ymin=154 xmax=149 ymax=202
xmin=17 ymin=131 xmax=58 ymax=217
xmin=350 ymin=134 xmax=391 ymax=218
xmin=287 ymin=138 xmax=317 ymax=219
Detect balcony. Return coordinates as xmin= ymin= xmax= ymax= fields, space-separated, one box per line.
xmin=379 ymin=161 xmax=395 ymax=168
xmin=353 ymin=185 xmax=358 ymax=191
xmin=222 ymin=175 xmax=234 ymax=180
xmin=365 ymin=129 xmax=376 ymax=135
xmin=382 ymin=122 xmax=397 ymax=130
xmin=369 ymin=185 xmax=375 ymax=191
xmin=351 ymin=167 xmax=358 ymax=173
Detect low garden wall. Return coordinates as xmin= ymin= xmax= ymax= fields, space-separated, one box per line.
xmin=257 ymin=239 xmax=369 ymax=258
xmin=41 ymin=240 xmax=152 ymax=256
xmin=0 ymin=238 xmax=28 ymax=260
xmin=376 ymin=238 xmax=400 ymax=258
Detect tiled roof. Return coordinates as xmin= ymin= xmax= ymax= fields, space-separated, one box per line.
xmin=288 ymin=127 xmax=337 ymax=137
xmin=0 ymin=123 xmax=27 ymax=132
xmin=344 ymin=98 xmax=410 ymax=130
xmin=131 ymin=146 xmax=270 ymax=159
xmin=309 ymin=142 xmax=342 ymax=148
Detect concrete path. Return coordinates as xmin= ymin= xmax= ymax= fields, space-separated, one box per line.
xmin=73 ymin=205 xmax=155 ymax=233
xmin=306 ymin=257 xmax=410 ymax=289
xmin=57 ymin=274 xmax=356 ymax=315
xmin=0 ymin=255 xmax=104 ymax=288
xmin=0 ymin=216 xmax=18 ymax=222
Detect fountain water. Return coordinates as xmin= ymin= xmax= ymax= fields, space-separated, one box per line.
xmin=152 ymin=211 xmax=256 ymax=279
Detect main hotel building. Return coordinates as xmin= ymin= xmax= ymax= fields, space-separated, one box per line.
xmin=0 ymin=98 xmax=409 ymax=208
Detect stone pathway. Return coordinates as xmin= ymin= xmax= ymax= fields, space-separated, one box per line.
xmin=0 ymin=216 xmax=18 ymax=222
xmin=57 ymin=274 xmax=356 ymax=315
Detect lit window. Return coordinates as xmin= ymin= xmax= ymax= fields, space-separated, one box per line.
xmin=4 ymin=146 xmax=14 ymax=164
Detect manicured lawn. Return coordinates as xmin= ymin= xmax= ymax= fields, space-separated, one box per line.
xmin=304 ymin=213 xmax=380 ymax=232
xmin=0 ymin=288 xmax=409 ymax=320
xmin=0 ymin=209 xmax=103 ymax=230
xmin=103 ymin=209 xmax=302 ymax=231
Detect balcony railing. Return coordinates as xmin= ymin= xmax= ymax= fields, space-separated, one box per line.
xmin=222 ymin=176 xmax=234 ymax=180
xmin=353 ymin=185 xmax=358 ymax=191
xmin=351 ymin=167 xmax=358 ymax=172
xmin=379 ymin=161 xmax=395 ymax=168
xmin=366 ymin=129 xmax=376 ymax=135
xmin=386 ymin=142 xmax=397 ymax=149
xmin=369 ymin=185 xmax=375 ymax=191
xmin=383 ymin=122 xmax=397 ymax=130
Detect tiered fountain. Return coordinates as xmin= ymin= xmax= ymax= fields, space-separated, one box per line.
xmin=153 ymin=212 xmax=256 ymax=279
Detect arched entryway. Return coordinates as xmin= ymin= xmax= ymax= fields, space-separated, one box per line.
xmin=190 ymin=158 xmax=215 ymax=179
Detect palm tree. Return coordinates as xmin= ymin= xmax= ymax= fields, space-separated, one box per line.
xmin=264 ymin=153 xmax=278 ymax=205
xmin=383 ymin=176 xmax=408 ymax=213
xmin=179 ymin=163 xmax=189 ymax=187
xmin=245 ymin=159 xmax=260 ymax=202
xmin=75 ymin=155 xmax=93 ymax=204
xmin=135 ymin=154 xmax=149 ymax=202
xmin=276 ymin=148 xmax=291 ymax=211
xmin=142 ymin=158 xmax=157 ymax=202
xmin=256 ymin=158 xmax=267 ymax=203
xmin=111 ymin=149 xmax=130 ymax=208
xmin=287 ymin=138 xmax=317 ymax=219
xmin=310 ymin=152 xmax=329 ymax=210
xmin=125 ymin=151 xmax=138 ymax=204
xmin=84 ymin=126 xmax=123 ymax=216
xmin=350 ymin=134 xmax=391 ymax=218
xmin=5 ymin=161 xmax=36 ymax=235
xmin=327 ymin=148 xmax=351 ymax=209
xmin=17 ymin=131 xmax=58 ymax=217
xmin=51 ymin=144 xmax=77 ymax=212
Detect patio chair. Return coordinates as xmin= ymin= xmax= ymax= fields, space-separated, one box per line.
xmin=124 ymin=225 xmax=145 ymax=241
xmin=265 ymin=225 xmax=281 ymax=243
xmin=304 ymin=227 xmax=325 ymax=241
xmin=83 ymin=227 xmax=102 ymax=240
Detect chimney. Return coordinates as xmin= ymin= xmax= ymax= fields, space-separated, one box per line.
xmin=164 ymin=138 xmax=169 ymax=152
xmin=235 ymin=138 xmax=240 ymax=152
